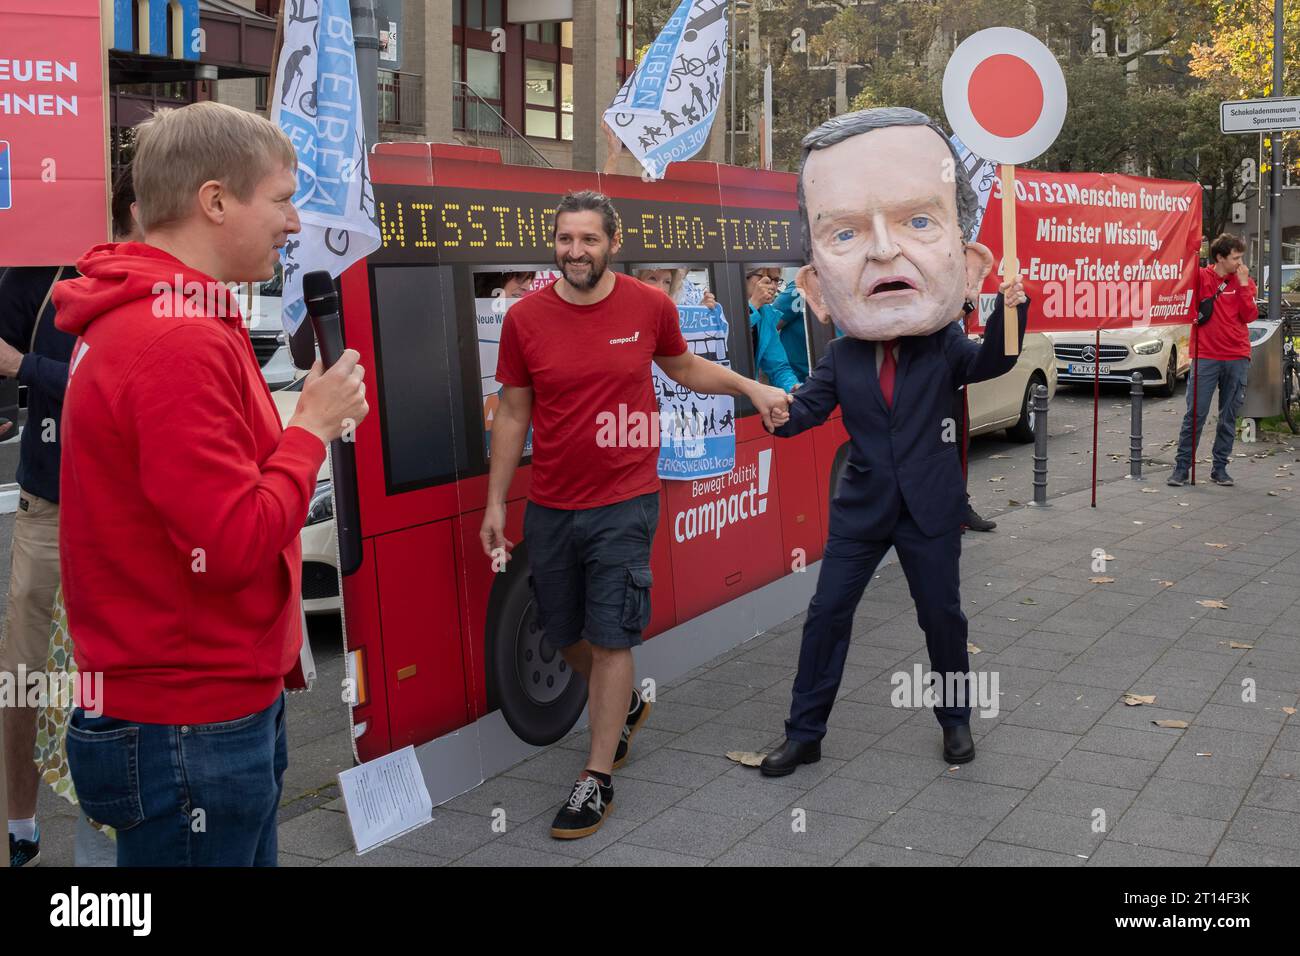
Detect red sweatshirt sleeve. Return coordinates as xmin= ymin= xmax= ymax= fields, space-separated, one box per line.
xmin=1237 ymin=278 xmax=1258 ymax=323
xmin=118 ymin=324 xmax=326 ymax=591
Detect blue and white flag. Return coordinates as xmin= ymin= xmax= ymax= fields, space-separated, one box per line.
xmin=604 ymin=0 xmax=727 ymax=179
xmin=949 ymin=133 xmax=997 ymax=243
xmin=271 ymin=0 xmax=380 ymax=334
xmin=654 ymin=304 xmax=735 ymax=480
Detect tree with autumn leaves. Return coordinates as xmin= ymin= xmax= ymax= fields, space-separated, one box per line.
xmin=634 ymin=0 xmax=1296 ymax=238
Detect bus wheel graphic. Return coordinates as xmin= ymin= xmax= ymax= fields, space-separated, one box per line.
xmin=486 ymin=561 xmax=587 ymax=746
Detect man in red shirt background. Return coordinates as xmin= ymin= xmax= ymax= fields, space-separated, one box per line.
xmin=1168 ymin=232 xmax=1256 ymax=487
xmin=480 ymin=190 xmax=791 ymax=839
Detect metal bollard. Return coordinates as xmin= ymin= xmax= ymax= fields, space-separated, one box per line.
xmin=1032 ymin=383 xmax=1050 ymax=506
xmin=1129 ymin=371 xmax=1144 ymax=480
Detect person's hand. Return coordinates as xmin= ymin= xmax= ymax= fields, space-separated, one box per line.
xmin=1236 ymin=262 xmax=1250 ymax=284
xmin=999 ymin=278 xmax=1026 ymax=309
xmin=0 ymin=339 xmax=23 ymax=378
xmin=288 ymin=349 xmax=369 ymax=444
xmin=702 ymin=289 xmax=717 ymax=309
xmin=479 ymin=502 xmax=512 ymax=560
xmin=750 ymin=383 xmax=793 ymax=432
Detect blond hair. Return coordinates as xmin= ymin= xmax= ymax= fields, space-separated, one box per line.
xmin=132 ymin=101 xmax=297 ymax=232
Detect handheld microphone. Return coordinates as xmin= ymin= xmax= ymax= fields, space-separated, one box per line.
xmin=301 ymin=270 xmax=362 ymax=576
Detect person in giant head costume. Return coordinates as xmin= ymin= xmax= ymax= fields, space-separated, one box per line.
xmin=760 ymin=107 xmax=1030 ymax=775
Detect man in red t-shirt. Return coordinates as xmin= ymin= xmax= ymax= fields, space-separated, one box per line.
xmin=1168 ymin=232 xmax=1257 ymax=487
xmin=481 ymin=190 xmax=791 ymax=839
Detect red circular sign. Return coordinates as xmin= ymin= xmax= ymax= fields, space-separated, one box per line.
xmin=967 ymin=54 xmax=1044 ymax=139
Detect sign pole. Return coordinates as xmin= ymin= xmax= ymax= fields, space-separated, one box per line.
xmin=1001 ymin=164 xmax=1019 ymax=356
xmin=1268 ymin=0 xmax=1284 ymax=328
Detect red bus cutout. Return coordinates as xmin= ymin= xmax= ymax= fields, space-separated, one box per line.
xmin=334 ymin=143 xmax=850 ymax=802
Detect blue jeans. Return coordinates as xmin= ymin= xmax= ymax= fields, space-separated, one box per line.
xmin=1174 ymin=358 xmax=1250 ymax=473
xmin=66 ymin=693 xmax=287 ymax=867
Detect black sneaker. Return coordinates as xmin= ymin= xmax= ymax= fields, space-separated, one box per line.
xmin=9 ymin=829 xmax=40 ymax=867
xmin=613 ymin=691 xmax=652 ymax=770
xmin=1210 ymin=469 xmax=1234 ymax=486
xmin=1166 ymin=469 xmax=1189 ymax=487
xmin=551 ymin=774 xmax=613 ymax=840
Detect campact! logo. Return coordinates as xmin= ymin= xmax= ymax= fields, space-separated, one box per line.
xmin=673 ymin=449 xmax=771 ymax=542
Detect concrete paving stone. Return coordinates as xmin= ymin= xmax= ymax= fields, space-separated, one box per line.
xmin=441 ymin=773 xmax=569 ymax=827
xmin=1172 ymin=725 xmax=1276 ymax=761
xmin=642 ymin=700 xmax=724 ymax=734
xmin=707 ymin=841 xmax=825 ymax=866
xmin=496 ymin=808 xmax=641 ymax=861
xmin=600 ymin=776 xmax=693 ymax=824
xmin=845 ymin=642 xmax=914 ymax=673
xmin=825 ymin=698 xmax=914 ymax=736
xmin=1226 ymin=664 xmax=1300 ymax=694
xmin=663 ymin=719 xmax=782 ymax=758
xmin=276 ymin=808 xmax=356 ymax=860
xmin=1238 ymin=648 xmax=1300 ymax=676
xmin=451 ymin=841 xmax=580 ymax=867
xmin=1194 ymin=701 xmax=1290 ymax=735
xmin=986 ymin=806 xmax=1105 ymax=858
xmin=722 ymin=756 xmax=848 ymax=791
xmin=747 ymin=807 xmax=880 ymax=861
xmin=1022 ymin=777 xmax=1138 ymax=819
xmin=615 ymin=746 xmax=734 ymax=789
xmin=1223 ymin=806 xmax=1300 ymax=850
xmin=872 ymin=721 xmax=951 ymax=760
xmin=659 ymin=677 xmax=760 ymax=711
xmin=978 ymin=723 xmax=1080 ymax=761
xmin=1260 ymin=747 xmax=1300 ymax=778
xmin=796 ymin=775 xmax=917 ymax=822
xmin=835 ymin=841 xmax=960 ymax=866
xmin=869 ymin=806 xmax=998 ymax=857
xmin=1055 ymin=661 xmax=1148 ymax=691
xmin=940 ymin=749 xmax=1056 ymax=789
xmin=277 ymin=852 xmax=321 ymax=867
xmin=1075 ymin=723 xmax=1181 ymax=762
xmin=1086 ymin=842 xmax=1208 ymax=867
xmin=836 ymin=747 xmax=949 ymax=790
xmin=1016 ymin=628 xmax=1097 ymax=653
xmin=1208 ymin=840 xmax=1300 ymax=867
xmin=1153 ymin=648 xmax=1240 ymax=676
xmin=1156 ymin=749 xmax=1266 ymax=789
xmin=1123 ymin=681 xmax=1216 ymax=714
xmin=703 ymin=658 xmax=795 ymax=689
xmin=990 ymin=645 xmax=1079 ymax=672
xmin=1243 ymin=775 xmax=1300 ymax=814
xmin=961 ymin=841 xmax=1088 ymax=866
xmin=1108 ymin=806 xmax=1228 ymax=856
xmin=621 ymin=806 xmax=761 ymax=858
xmin=321 ymin=845 xmax=446 ymax=867
xmin=581 ymin=842 xmax=709 ymax=866
xmin=279 ymin=728 xmax=353 ymax=801
xmin=976 ymin=663 xmax=1057 ymax=704
xmin=1099 ymin=700 xmax=1200 ymax=734
xmin=964 ymin=614 xmax=1040 ymax=638
xmin=907 ymin=777 xmax=1026 ymax=822
xmin=392 ymin=808 xmax=504 ymax=860
xmin=711 ymin=697 xmax=796 ymax=732
xmin=1050 ymin=750 xmax=1161 ymax=792
xmin=675 ymin=770 xmax=809 ymax=822
xmin=506 ymin=744 xmax=621 ymax=788
xmin=1002 ymin=682 xmax=1109 ymax=734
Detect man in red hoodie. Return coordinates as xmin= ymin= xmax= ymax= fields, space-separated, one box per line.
xmin=1167 ymin=233 xmax=1257 ymax=487
xmin=52 ymin=101 xmax=369 ymax=866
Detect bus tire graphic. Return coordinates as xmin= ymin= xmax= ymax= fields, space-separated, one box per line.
xmin=485 ymin=554 xmax=587 ymax=746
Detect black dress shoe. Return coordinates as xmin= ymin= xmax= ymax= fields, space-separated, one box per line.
xmin=962 ymin=503 xmax=997 ymax=532
xmin=942 ymin=725 xmax=976 ymax=764
xmin=760 ymin=738 xmax=821 ymax=777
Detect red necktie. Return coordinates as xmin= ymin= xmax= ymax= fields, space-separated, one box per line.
xmin=879 ymin=339 xmax=898 ymax=408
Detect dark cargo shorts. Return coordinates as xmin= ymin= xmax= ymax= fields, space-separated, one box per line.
xmin=523 ymin=491 xmax=659 ymax=650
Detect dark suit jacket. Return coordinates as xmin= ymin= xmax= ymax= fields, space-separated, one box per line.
xmin=775 ymin=295 xmax=1030 ymax=539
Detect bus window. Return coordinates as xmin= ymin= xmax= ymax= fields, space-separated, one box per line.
xmin=471 ymin=266 xmax=558 ymax=459
xmin=743 ymin=264 xmax=808 ymax=389
xmin=369 ymin=265 xmax=469 ymax=493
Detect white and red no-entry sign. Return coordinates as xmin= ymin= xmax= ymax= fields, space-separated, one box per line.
xmin=942 ymin=27 xmax=1067 ymax=165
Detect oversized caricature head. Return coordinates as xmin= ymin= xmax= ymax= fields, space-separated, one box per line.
xmin=795 ymin=107 xmax=994 ymax=340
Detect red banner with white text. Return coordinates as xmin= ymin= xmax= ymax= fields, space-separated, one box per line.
xmin=0 ymin=0 xmax=109 ymax=266
xmin=973 ymin=170 xmax=1202 ymax=332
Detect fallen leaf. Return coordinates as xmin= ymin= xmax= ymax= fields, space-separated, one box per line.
xmin=1101 ymin=553 xmax=1116 ymax=561
xmin=1090 ymin=576 xmax=1115 ymax=584
xmin=967 ymin=642 xmax=982 ymax=654
xmin=1141 ymin=487 xmax=1158 ymax=493
xmin=1268 ymin=491 xmax=1279 ymax=496
xmin=1178 ymin=502 xmax=1189 ymax=507
xmin=1197 ymin=599 xmax=1229 ymax=609
xmin=1157 ymin=580 xmax=1175 ymax=587
xmin=988 ymin=454 xmax=1009 ymax=459
xmin=1204 ymin=542 xmax=1229 ymax=549
xmin=1123 ymin=694 xmax=1156 ymax=706
xmin=988 ymin=475 xmax=1005 ymax=482
xmin=1020 ymin=597 xmax=1038 ymax=605
xmin=1007 ymin=499 xmax=1023 ymax=506
xmin=725 ymin=751 xmax=765 ymax=767
xmin=1284 ymin=707 xmax=1297 ymax=716
xmin=1171 ymin=524 xmax=1182 ymax=529
xmin=1228 ymin=641 xmax=1254 ymax=649
xmin=1152 ymin=720 xmax=1189 ymax=728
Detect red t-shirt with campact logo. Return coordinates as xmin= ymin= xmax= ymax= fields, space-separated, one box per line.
xmin=496 ymin=271 xmax=687 ymax=509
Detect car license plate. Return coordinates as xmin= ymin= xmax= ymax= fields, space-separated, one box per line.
xmin=1068 ymin=363 xmax=1110 ymax=375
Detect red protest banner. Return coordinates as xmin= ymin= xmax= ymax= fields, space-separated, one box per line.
xmin=0 ymin=0 xmax=109 ymax=266
xmin=972 ymin=170 xmax=1202 ymax=333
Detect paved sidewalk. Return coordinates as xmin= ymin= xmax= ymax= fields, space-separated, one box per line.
xmin=285 ymin=430 xmax=1300 ymax=867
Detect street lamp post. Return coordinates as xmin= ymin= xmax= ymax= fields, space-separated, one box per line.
xmin=1268 ymin=0 xmax=1283 ymax=324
